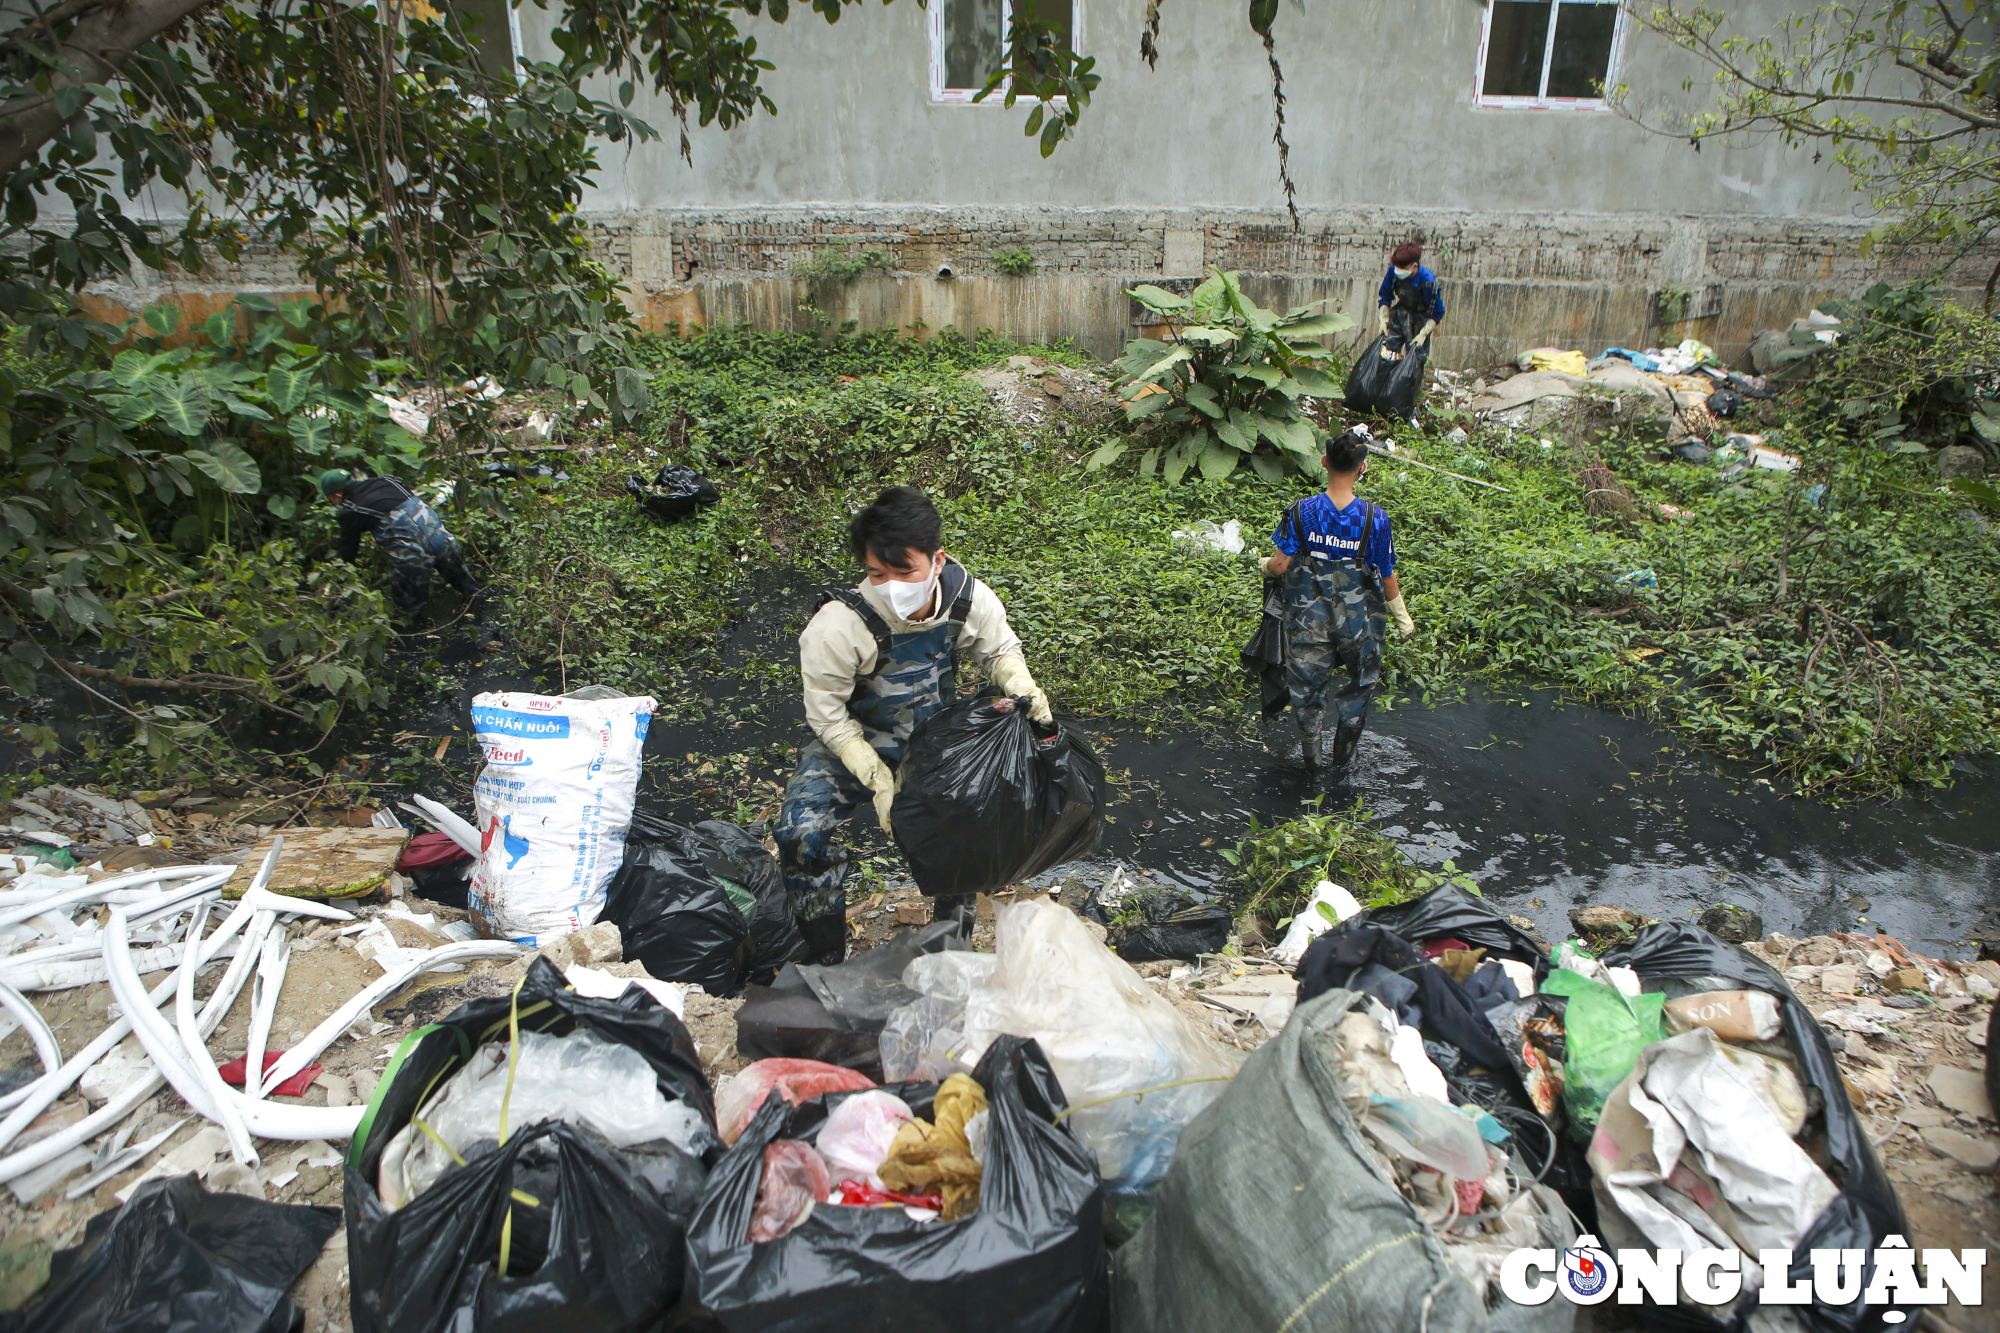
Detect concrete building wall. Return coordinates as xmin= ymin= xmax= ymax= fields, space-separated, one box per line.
xmin=518 ymin=0 xmax=1993 ymax=364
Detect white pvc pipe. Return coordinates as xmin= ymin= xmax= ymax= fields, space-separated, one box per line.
xmin=243 ymin=931 xmax=290 ymax=1102
xmin=407 ymin=796 xmax=482 ymax=858
xmin=0 ymin=865 xmax=236 ymax=930
xmin=105 ymin=904 xmax=363 ymax=1160
xmin=0 ymin=871 xmax=235 ymax=1129
xmin=1 ymin=940 xmax=238 ymax=993
xmin=174 ymin=900 xmax=260 ymax=1164
xmin=0 ymin=883 xmax=244 ymax=1180
xmin=260 ymin=940 xmax=524 ymax=1095
xmin=0 ymin=978 xmax=59 ymax=1081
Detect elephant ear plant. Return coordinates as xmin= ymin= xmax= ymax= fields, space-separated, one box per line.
xmin=1097 ymin=267 xmax=1352 ymax=483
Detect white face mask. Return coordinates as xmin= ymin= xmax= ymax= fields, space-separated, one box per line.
xmin=1393 ymin=265 xmax=1417 ymax=280
xmin=880 ymin=554 xmax=943 ymax=620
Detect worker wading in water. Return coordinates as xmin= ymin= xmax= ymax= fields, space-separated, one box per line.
xmin=777 ymin=486 xmax=1053 ymax=964
xmin=320 ymin=469 xmax=481 ymax=622
xmin=1260 ymin=429 xmax=1415 ymax=769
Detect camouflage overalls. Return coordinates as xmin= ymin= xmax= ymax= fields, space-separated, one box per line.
xmin=1279 ymin=501 xmax=1388 ymax=766
xmin=775 ymin=561 xmax=974 ymax=924
xmin=377 ymin=496 xmax=478 ymax=610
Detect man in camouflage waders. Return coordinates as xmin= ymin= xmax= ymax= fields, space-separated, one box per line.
xmin=777 ymin=486 xmax=1053 ymax=964
xmin=321 ymin=469 xmax=481 ymax=621
xmin=1259 ymin=428 xmax=1416 ymax=769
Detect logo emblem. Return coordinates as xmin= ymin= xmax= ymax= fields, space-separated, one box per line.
xmin=1559 ymin=1238 xmax=1618 ymax=1305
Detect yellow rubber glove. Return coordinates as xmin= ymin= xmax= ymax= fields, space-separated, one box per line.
xmin=1258 ymin=554 xmax=1284 ymax=577
xmin=1375 ymin=306 xmax=1389 ymax=337
xmin=834 ymin=737 xmax=897 ymax=833
xmin=988 ymin=656 xmax=1053 ymax=725
xmin=1412 ymin=320 xmax=1436 ymax=348
xmin=1386 ymin=594 xmax=1416 ymax=638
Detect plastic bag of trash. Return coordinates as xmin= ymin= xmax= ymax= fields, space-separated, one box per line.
xmin=815 ymin=1089 xmax=915 ymax=1188
xmin=878 ymin=951 xmax=998 ymax=1082
xmin=683 ymin=1035 xmax=1108 ymax=1330
xmin=1596 ymin=923 xmax=1907 ymax=1332
xmin=12 ymin=1174 xmax=339 ymax=1333
xmin=1082 ymin=879 xmax=1232 ymax=963
xmin=375 ymin=1024 xmax=718 ymax=1206
xmin=714 ymin=1058 xmax=876 ymax=1146
xmin=1344 ymin=335 xmax=1428 ymax=419
xmin=345 ymin=958 xmax=713 ymax=1333
xmin=1340 ymin=884 xmax=1550 ymax=973
xmin=1116 ymin=989 xmax=1575 ymax=1333
xmin=598 ymin=813 xmax=801 ymax=997
xmin=1540 ymin=961 xmax=1665 ymax=1134
xmin=466 ymin=690 xmax=655 ymax=945
xmin=960 ymin=898 xmax=1240 ymax=1242
xmin=626 ymin=462 xmax=720 ymax=522
xmin=891 ymin=696 xmax=1105 ymax=897
xmin=734 ymin=921 xmax=965 ymax=1078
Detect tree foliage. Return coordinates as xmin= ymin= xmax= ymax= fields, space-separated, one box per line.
xmin=1618 ymin=0 xmax=2000 ymax=301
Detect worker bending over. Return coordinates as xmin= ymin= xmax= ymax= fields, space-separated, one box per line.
xmin=1261 ymin=429 xmax=1415 ymax=769
xmin=320 ymin=469 xmax=481 ymax=617
xmin=778 ymin=486 xmax=1052 ymax=963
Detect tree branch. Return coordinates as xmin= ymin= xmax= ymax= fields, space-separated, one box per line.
xmin=0 ymin=0 xmax=220 ymax=178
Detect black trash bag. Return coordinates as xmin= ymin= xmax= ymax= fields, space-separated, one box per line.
xmin=734 ymin=922 xmax=967 ymax=1079
xmin=891 ymin=696 xmax=1105 ymax=897
xmin=1343 ymin=335 xmax=1428 ymax=419
xmin=601 ymin=812 xmax=803 ymax=997
xmin=1598 ymin=923 xmax=1909 ymax=1333
xmin=1297 ymin=911 xmax=1587 ymax=1201
xmin=345 ymin=957 xmax=714 ymax=1333
xmin=1239 ymin=575 xmax=1289 ymax=719
xmin=682 ymin=1035 xmax=1109 ymax=1332
xmin=627 ymin=463 xmax=721 ymax=523
xmin=409 ymin=861 xmax=472 ymax=909
xmin=1705 ymin=388 xmax=1743 ymax=418
xmin=1 ymin=1174 xmax=337 ymax=1333
xmin=1342 ymin=884 xmax=1551 ymax=976
xmin=1083 ymin=883 xmax=1232 ymax=963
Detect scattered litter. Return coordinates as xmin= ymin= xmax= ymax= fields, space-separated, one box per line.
xmin=217 ymin=1051 xmax=322 ymax=1099
xmin=1169 ymin=519 xmax=1244 ymax=554
xmin=627 ymin=463 xmax=721 ymax=522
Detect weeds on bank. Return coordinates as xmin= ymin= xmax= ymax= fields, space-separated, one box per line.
xmin=1224 ymin=797 xmax=1481 ymax=926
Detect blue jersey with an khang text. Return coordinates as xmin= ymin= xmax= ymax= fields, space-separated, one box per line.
xmin=1272 ymin=494 xmax=1396 ymax=576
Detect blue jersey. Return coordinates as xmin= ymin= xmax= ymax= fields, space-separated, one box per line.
xmin=1272 ymin=494 xmax=1396 ymax=576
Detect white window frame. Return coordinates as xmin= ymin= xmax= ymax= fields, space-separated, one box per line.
xmin=928 ymin=0 xmax=1082 ymax=105
xmin=1473 ymin=0 xmax=1625 ymax=111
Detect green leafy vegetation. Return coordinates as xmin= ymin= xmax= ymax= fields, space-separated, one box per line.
xmin=1224 ymin=797 xmax=1482 ymax=926
xmin=1106 ymin=268 xmax=1353 ymax=483
xmin=788 ymin=248 xmax=897 ymax=286
xmin=993 ymin=247 xmax=1038 ymax=277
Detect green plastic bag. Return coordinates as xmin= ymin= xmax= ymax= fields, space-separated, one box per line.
xmin=1542 ymin=961 xmax=1665 ymax=1135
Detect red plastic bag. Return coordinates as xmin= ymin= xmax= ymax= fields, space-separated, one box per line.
xmin=748 ymin=1140 xmax=830 ymax=1243
xmin=715 ymin=1058 xmax=874 ymax=1146
xmin=218 ymin=1051 xmax=321 ymax=1098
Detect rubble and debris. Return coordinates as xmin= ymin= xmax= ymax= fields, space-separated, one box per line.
xmin=965 ymin=355 xmax=1117 ymax=431
xmin=223 ymin=827 xmax=411 ymax=900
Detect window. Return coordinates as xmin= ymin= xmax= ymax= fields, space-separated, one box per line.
xmin=929 ymin=0 xmax=1076 ymax=105
xmin=1475 ymin=0 xmax=1621 ymax=109
xmin=455 ymin=0 xmax=522 ymax=78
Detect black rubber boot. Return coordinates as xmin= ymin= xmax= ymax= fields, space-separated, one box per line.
xmin=1329 ymin=718 xmax=1367 ymax=767
xmin=1298 ymin=710 xmax=1325 ymax=770
xmin=797 ymin=913 xmax=848 ymax=967
xmin=934 ymin=894 xmax=977 ymax=939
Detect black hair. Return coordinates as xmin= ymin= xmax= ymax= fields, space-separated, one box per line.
xmin=848 ymin=485 xmax=942 ymax=566
xmin=1322 ymin=429 xmax=1370 ymax=474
